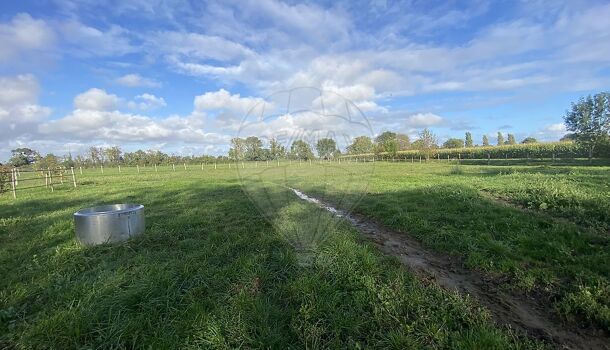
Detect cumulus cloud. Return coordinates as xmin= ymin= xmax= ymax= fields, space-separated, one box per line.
xmin=128 ymin=93 xmax=167 ymax=110
xmin=0 ymin=74 xmax=51 ymax=137
xmin=74 ymin=88 xmax=120 ymax=111
xmin=116 ymin=74 xmax=161 ymax=88
xmin=403 ymin=113 xmax=444 ymax=128
xmin=194 ymin=89 xmax=273 ymax=121
xmin=0 ymin=13 xmax=55 ymax=63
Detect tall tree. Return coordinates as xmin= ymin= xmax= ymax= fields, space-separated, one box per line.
xmin=229 ymin=138 xmax=246 ymax=160
xmin=564 ymin=92 xmax=610 ymax=161
xmin=290 ymin=140 xmax=314 ymax=160
xmin=347 ymin=136 xmax=373 ymax=154
xmin=88 ymin=146 xmax=102 ymax=165
xmin=497 ymin=132 xmax=504 ymax=146
xmin=416 ymin=128 xmax=437 ymax=159
xmin=465 ymin=132 xmax=473 ymax=147
xmin=316 ymin=138 xmax=337 ymax=159
xmin=396 ymin=134 xmax=410 ymax=151
xmin=482 ymin=135 xmax=490 ymax=146
xmin=269 ymin=138 xmax=286 ymax=160
xmin=507 ymin=134 xmax=517 ymax=145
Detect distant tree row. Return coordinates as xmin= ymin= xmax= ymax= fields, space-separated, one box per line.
xmin=228 ymin=137 xmax=340 ymax=161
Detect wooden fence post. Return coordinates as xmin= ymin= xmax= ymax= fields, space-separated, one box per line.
xmin=80 ymin=166 xmax=83 ymax=175
xmin=184 ymin=163 xmax=187 ymax=170
xmin=101 ymin=165 xmax=103 ymax=173
xmin=155 ymin=164 xmax=158 ymax=172
xmin=45 ymin=171 xmax=48 ymax=188
xmin=118 ymin=165 xmax=121 ymax=173
xmin=137 ymin=165 xmax=140 ymax=173
xmin=215 ymin=162 xmax=217 ymax=169
xmin=48 ymin=169 xmax=54 ymax=192
xmin=172 ymin=164 xmax=175 ymax=171
xmin=11 ymin=168 xmax=16 ymax=199
xmin=71 ymin=167 xmax=77 ymax=188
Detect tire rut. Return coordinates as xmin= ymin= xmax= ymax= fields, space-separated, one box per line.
xmin=290 ymin=188 xmax=610 ymax=350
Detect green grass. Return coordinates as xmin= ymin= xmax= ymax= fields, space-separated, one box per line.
xmin=0 ymin=166 xmax=544 ymax=349
xmin=281 ymin=160 xmax=610 ymax=331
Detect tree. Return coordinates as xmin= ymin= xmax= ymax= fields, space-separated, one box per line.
xmin=290 ymin=140 xmax=314 ymax=160
xmin=482 ymin=135 xmax=490 ymax=146
xmin=347 ymin=136 xmax=373 ymax=154
xmin=396 ymin=134 xmax=410 ymax=151
xmin=507 ymin=134 xmax=517 ymax=145
xmin=415 ymin=128 xmax=437 ymax=159
xmin=244 ymin=136 xmax=263 ymax=160
xmin=564 ymin=92 xmax=610 ymax=161
xmin=269 ymin=138 xmax=286 ymax=159
xmin=521 ymin=137 xmax=538 ymax=144
xmin=465 ymin=132 xmax=473 ymax=147
xmin=104 ymin=146 xmax=122 ymax=164
xmin=316 ymin=138 xmax=337 ymax=159
xmin=375 ymin=131 xmax=397 ymax=155
xmin=229 ymin=138 xmax=246 ymax=160
xmin=88 ymin=146 xmax=102 ymax=165
xmin=9 ymin=148 xmax=40 ymax=167
xmin=497 ymin=132 xmax=504 ymax=146
xmin=443 ymin=138 xmax=464 ymax=149
xmin=560 ymin=133 xmax=577 ymax=142
xmin=36 ymin=153 xmax=59 ymax=170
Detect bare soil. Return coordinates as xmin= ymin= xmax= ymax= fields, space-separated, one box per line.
xmin=291 ymin=188 xmax=610 ymax=350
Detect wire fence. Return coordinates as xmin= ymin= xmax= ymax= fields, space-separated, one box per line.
xmin=1 ymin=156 xmax=604 ymax=199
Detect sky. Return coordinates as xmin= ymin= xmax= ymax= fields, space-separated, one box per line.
xmin=1 ymin=0 xmax=610 ymax=161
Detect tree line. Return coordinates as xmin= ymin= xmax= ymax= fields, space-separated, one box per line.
xmin=3 ymin=92 xmax=608 ymax=168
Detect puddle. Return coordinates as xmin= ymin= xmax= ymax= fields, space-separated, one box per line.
xmin=290 ymin=188 xmax=609 ymax=350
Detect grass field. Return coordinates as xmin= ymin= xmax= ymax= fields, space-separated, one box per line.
xmin=1 ymin=160 xmax=609 ymax=348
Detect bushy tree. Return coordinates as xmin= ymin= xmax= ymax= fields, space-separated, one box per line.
xmin=521 ymin=137 xmax=538 ymax=144
xmin=244 ymin=136 xmax=263 ymax=160
xmin=396 ymin=134 xmax=410 ymax=150
xmin=564 ymin=92 xmax=610 ymax=160
xmin=497 ymin=132 xmax=504 ymax=146
xmin=316 ymin=138 xmax=337 ymax=159
xmin=347 ymin=136 xmax=373 ymax=154
xmin=443 ymin=138 xmax=464 ymax=149
xmin=290 ymin=140 xmax=314 ymax=160
xmin=104 ymin=146 xmax=122 ymax=164
xmin=465 ymin=132 xmax=473 ymax=147
xmin=9 ymin=148 xmax=40 ymax=167
xmin=482 ymin=135 xmax=490 ymax=146
xmin=507 ymin=134 xmax=517 ymax=145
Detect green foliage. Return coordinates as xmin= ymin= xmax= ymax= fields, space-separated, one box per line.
xmin=315 ymin=138 xmax=337 ymax=159
xmin=522 ymin=137 xmax=538 ymax=144
xmin=290 ymin=140 xmax=314 ymax=160
xmin=347 ymin=136 xmax=373 ymax=154
xmin=415 ymin=128 xmax=437 ymax=159
xmin=564 ymin=92 xmax=610 ymax=160
xmin=0 ymin=165 xmax=9 ymax=193
xmin=9 ymin=148 xmax=40 ymax=167
xmin=374 ymin=131 xmax=407 ymax=155
xmin=465 ymin=132 xmax=474 ymax=147
xmin=244 ymin=136 xmax=264 ymax=160
xmin=497 ymin=132 xmax=505 ymax=146
xmin=443 ymin=138 xmax=464 ymax=149
xmin=482 ymin=135 xmax=490 ymax=146
xmin=507 ymin=134 xmax=517 ymax=145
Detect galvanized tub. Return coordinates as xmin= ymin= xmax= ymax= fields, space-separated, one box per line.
xmin=74 ymin=204 xmax=145 ymax=246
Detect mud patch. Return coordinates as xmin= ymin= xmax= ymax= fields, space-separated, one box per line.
xmin=290 ymin=188 xmax=609 ymax=350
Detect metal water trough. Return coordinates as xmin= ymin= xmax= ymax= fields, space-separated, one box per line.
xmin=74 ymin=204 xmax=145 ymax=246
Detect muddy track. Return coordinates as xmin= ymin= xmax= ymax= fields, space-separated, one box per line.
xmin=290 ymin=188 xmax=610 ymax=350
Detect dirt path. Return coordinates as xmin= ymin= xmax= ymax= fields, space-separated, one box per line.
xmin=290 ymin=188 xmax=610 ymax=350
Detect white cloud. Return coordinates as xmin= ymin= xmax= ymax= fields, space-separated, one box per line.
xmin=403 ymin=113 xmax=444 ymax=128
xmin=194 ymin=89 xmax=273 ymax=119
xmin=59 ymin=19 xmax=136 ymax=57
xmin=116 ymin=74 xmax=161 ymax=88
xmin=128 ymin=93 xmax=167 ymax=110
xmin=74 ymin=88 xmax=120 ymax=111
xmin=0 ymin=74 xmax=51 ymax=138
xmin=0 ymin=13 xmax=55 ymax=63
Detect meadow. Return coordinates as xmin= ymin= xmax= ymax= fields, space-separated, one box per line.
xmin=1 ymin=160 xmax=609 ymax=349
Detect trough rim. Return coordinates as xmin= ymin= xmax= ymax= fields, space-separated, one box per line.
xmin=74 ymin=203 xmax=144 ymax=217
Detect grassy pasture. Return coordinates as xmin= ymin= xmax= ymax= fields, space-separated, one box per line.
xmin=1 ymin=160 xmax=608 ymax=348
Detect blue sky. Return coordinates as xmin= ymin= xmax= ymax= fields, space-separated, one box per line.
xmin=1 ymin=0 xmax=610 ymax=160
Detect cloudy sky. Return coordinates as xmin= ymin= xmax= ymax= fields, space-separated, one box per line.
xmin=1 ymin=0 xmax=610 ymax=160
